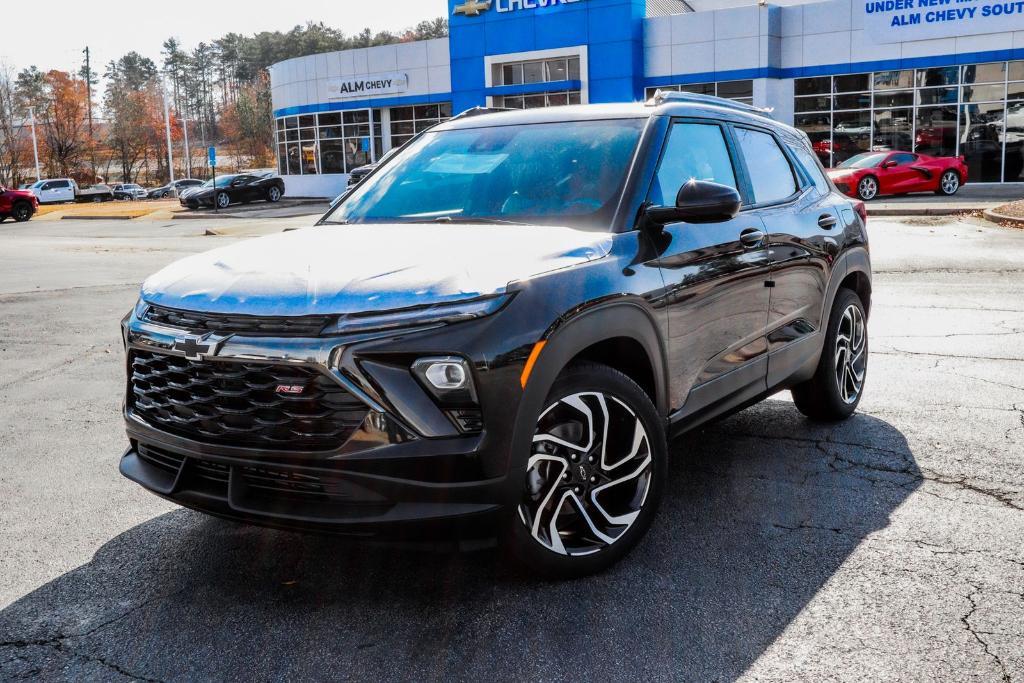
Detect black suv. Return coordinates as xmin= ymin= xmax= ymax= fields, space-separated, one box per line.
xmin=121 ymin=94 xmax=871 ymax=577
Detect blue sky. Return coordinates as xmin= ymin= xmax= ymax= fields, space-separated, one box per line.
xmin=0 ymin=0 xmax=448 ymax=75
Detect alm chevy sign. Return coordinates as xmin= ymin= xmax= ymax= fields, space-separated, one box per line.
xmin=454 ymin=0 xmax=586 ymax=17
xmin=327 ymin=73 xmax=409 ymax=99
xmin=863 ymin=0 xmax=1024 ymax=43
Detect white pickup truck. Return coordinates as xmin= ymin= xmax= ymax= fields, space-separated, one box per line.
xmin=29 ymin=178 xmax=114 ymax=204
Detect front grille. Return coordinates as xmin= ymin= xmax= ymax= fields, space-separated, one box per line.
xmin=143 ymin=304 xmax=334 ymax=337
xmin=129 ymin=351 xmax=367 ymax=450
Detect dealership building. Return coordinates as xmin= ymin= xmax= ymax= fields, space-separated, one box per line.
xmin=270 ymin=0 xmax=1024 ymax=197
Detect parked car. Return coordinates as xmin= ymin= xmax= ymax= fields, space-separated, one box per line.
xmin=29 ymin=179 xmax=114 ymax=203
xmin=112 ymin=183 xmax=148 ymax=200
xmin=122 ymin=94 xmax=871 ymax=578
xmin=347 ymin=147 xmax=405 ymax=188
xmin=0 ymin=185 xmax=39 ymax=222
xmin=827 ymin=151 xmax=968 ymax=200
xmin=147 ymin=179 xmax=205 ymax=199
xmin=178 ymin=173 xmax=285 ymax=209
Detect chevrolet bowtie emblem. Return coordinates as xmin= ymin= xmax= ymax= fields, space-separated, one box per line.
xmin=173 ymin=333 xmax=226 ymax=361
xmin=454 ymin=0 xmax=492 ymax=16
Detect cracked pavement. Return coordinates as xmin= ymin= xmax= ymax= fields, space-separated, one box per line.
xmin=0 ymin=216 xmax=1022 ymax=681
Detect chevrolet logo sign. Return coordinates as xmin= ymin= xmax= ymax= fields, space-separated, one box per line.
xmin=454 ymin=0 xmax=492 ymax=16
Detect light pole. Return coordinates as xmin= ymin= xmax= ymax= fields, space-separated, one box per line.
xmin=161 ymin=83 xmax=175 ymax=185
xmin=181 ymin=115 xmax=191 ymax=178
xmin=28 ymin=107 xmax=40 ymax=181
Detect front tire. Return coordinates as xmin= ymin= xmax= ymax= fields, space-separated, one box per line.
xmin=216 ymin=192 xmax=230 ymax=209
xmin=856 ymin=175 xmax=879 ymax=201
xmin=936 ymin=170 xmax=960 ymax=196
xmin=792 ymin=289 xmax=868 ymax=421
xmin=11 ymin=202 xmax=32 ymax=222
xmin=504 ymin=362 xmax=666 ymax=579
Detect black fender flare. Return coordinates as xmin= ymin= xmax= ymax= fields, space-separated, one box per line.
xmin=821 ymin=245 xmax=872 ymax=333
xmin=500 ymin=299 xmax=668 ymax=505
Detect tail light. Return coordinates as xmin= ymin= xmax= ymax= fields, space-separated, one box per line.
xmin=853 ymin=200 xmax=868 ymax=225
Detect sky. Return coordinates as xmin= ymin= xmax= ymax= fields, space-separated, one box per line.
xmin=0 ymin=0 xmax=448 ymax=76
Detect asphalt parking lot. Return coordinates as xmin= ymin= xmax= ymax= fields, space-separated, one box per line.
xmin=1 ymin=215 xmax=1022 ymax=681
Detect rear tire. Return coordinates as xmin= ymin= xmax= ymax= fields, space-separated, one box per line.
xmin=267 ymin=186 xmax=282 ymax=203
xmin=791 ymin=288 xmax=868 ymax=421
xmin=503 ymin=362 xmax=666 ymax=579
xmin=216 ymin=192 xmax=230 ymax=209
xmin=936 ymin=170 xmax=960 ymax=196
xmin=11 ymin=202 xmax=32 ymax=222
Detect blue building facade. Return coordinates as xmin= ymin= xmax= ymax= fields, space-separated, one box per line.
xmin=269 ymin=0 xmax=1024 ymax=197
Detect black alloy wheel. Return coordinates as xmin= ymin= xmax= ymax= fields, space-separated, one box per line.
xmin=12 ymin=202 xmax=32 ymax=222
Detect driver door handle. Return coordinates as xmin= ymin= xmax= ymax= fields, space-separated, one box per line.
xmin=739 ymin=228 xmax=766 ymax=247
xmin=818 ymin=214 xmax=838 ymax=229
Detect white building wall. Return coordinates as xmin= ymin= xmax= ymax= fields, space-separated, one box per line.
xmin=269 ymin=38 xmax=451 ymax=115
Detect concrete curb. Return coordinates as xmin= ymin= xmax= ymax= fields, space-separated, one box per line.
xmin=60 ymin=215 xmax=138 ymax=221
xmin=982 ymin=208 xmax=1024 ymax=226
xmin=867 ymin=206 xmax=987 ymax=217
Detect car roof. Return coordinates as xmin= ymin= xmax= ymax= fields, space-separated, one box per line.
xmin=435 ymin=97 xmax=804 ymax=140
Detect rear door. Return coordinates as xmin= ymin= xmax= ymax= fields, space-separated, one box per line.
xmin=733 ymin=127 xmax=843 ymax=387
xmin=648 ymin=119 xmax=772 ymax=416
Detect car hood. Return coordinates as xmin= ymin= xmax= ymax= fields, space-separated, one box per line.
xmin=141 ymin=223 xmax=613 ymax=316
xmin=3 ymin=189 xmax=36 ymax=199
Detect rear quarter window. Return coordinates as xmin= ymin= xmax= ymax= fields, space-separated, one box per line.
xmin=790 ymin=141 xmax=831 ymax=195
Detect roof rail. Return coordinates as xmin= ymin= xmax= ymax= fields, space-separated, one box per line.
xmin=646 ymin=90 xmax=774 ymax=118
xmin=452 ymin=106 xmax=512 ymax=120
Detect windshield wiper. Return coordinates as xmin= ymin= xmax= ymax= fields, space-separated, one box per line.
xmin=422 ymin=216 xmax=531 ymax=226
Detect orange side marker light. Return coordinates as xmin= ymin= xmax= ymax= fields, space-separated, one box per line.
xmin=520 ymin=341 xmax=547 ymax=389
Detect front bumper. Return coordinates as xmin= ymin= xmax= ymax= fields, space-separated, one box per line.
xmin=120 ymin=306 xmax=525 ymax=539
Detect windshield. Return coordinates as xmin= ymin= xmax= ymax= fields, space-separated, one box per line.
xmin=322 ymin=119 xmax=645 ymax=228
xmin=31 ymin=181 xmax=44 ymax=188
xmin=199 ymin=176 xmax=235 ymax=188
xmin=838 ymin=153 xmax=888 ymax=169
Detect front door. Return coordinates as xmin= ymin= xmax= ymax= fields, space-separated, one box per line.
xmin=647 ymin=120 xmax=772 ymax=416
xmin=878 ymin=152 xmax=921 ymax=193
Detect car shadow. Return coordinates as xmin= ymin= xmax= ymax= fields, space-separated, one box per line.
xmin=0 ymin=399 xmax=920 ymax=681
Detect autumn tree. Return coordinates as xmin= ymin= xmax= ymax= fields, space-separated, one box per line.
xmin=36 ymin=71 xmax=89 ymax=178
xmin=221 ymin=73 xmax=273 ymax=167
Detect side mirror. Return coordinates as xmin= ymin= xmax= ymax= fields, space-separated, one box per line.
xmin=881 ymin=160 xmax=897 ymax=169
xmin=643 ymin=180 xmax=742 ymax=227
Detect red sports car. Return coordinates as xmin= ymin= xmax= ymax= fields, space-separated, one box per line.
xmin=827 ymin=151 xmax=968 ymax=201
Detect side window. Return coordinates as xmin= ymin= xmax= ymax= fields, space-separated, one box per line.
xmin=735 ymin=127 xmax=797 ymax=205
xmin=891 ymin=153 xmax=916 ymax=166
xmin=55 ymin=180 xmax=70 ymax=189
xmin=41 ymin=182 xmax=53 ymax=191
xmin=791 ymin=142 xmax=830 ymax=195
xmin=649 ymin=122 xmax=737 ymax=206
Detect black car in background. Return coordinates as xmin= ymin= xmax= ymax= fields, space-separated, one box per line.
xmin=179 ymin=173 xmax=285 ymax=210
xmin=148 ymin=179 xmax=205 ymax=199
xmin=124 ymin=95 xmax=871 ymax=577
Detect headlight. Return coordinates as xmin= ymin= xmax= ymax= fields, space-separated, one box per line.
xmin=133 ymin=297 xmax=149 ymax=320
xmin=321 ymin=293 xmax=513 ymax=336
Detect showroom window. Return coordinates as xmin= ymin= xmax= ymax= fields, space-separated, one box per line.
xmin=491 ymin=56 xmax=583 ymax=109
xmin=389 ymin=103 xmax=453 ymax=149
xmin=644 ymin=80 xmax=754 ymax=105
xmin=794 ymin=62 xmax=1024 ymax=182
xmin=275 ymin=109 xmax=388 ymax=175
